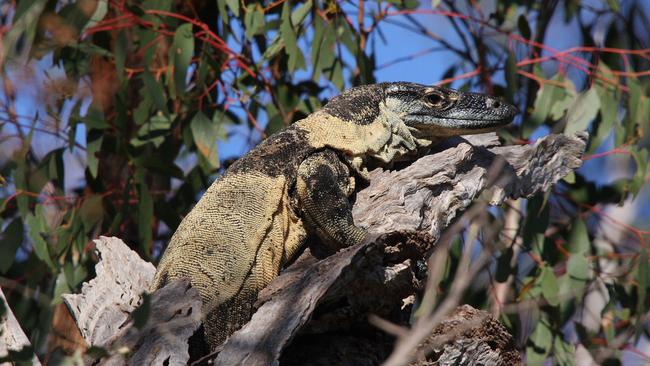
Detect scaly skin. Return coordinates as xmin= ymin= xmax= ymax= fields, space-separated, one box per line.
xmin=151 ymin=82 xmax=517 ymax=350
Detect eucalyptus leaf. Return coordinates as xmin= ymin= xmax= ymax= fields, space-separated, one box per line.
xmin=564 ymin=87 xmax=600 ymax=135
xmin=191 ymin=111 xmax=221 ymax=169
xmin=540 ymin=265 xmax=560 ymax=306
xmin=0 ymin=218 xmax=24 ymax=273
xmin=171 ymin=23 xmax=194 ymax=94
xmin=280 ymin=1 xmax=305 ymax=72
xmin=26 ymin=205 xmax=56 ymax=270
xmin=527 ymin=317 xmax=552 ymax=364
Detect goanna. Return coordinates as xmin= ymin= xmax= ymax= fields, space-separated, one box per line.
xmin=151 ymin=82 xmax=517 ymax=350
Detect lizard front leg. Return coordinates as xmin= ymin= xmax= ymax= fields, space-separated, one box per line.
xmin=296 ymin=149 xmax=367 ymax=253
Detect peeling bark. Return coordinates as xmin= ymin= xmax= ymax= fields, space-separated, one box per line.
xmin=0 ymin=288 xmax=41 ymax=365
xmin=60 ymin=132 xmax=586 ymax=365
xmin=61 ymin=237 xmax=201 ymax=365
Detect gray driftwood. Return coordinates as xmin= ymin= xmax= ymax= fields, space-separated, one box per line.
xmin=61 ymin=236 xmax=202 ymax=365
xmin=215 ymin=132 xmax=587 ymax=365
xmin=100 ymin=278 xmax=202 ymax=366
xmin=60 ymin=132 xmax=586 ymax=365
xmin=0 ymin=288 xmax=41 ymax=365
xmin=62 ymin=236 xmax=156 ymax=348
xmin=412 ymin=305 xmax=521 ymax=365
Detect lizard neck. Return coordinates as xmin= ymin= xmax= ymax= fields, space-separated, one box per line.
xmin=296 ymin=104 xmax=432 ymax=168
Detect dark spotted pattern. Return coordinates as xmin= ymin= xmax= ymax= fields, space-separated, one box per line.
xmin=297 ymin=150 xmax=366 ymax=253
xmin=227 ymin=125 xmax=315 ymax=180
xmin=323 ymin=84 xmax=384 ymax=125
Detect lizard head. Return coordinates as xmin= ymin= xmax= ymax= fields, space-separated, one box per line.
xmin=311 ymin=82 xmax=517 ymax=164
xmin=382 ymin=82 xmax=517 ymax=137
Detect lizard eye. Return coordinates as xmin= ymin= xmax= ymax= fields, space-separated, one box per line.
xmin=426 ymin=93 xmax=445 ymax=107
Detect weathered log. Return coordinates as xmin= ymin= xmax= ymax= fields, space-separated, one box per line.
xmin=61 ymin=236 xmax=202 ymax=365
xmin=61 ymin=132 xmax=586 ymax=365
xmin=62 ymin=236 xmax=156 ymax=348
xmin=0 ymin=288 xmax=41 ymax=365
xmin=411 ymin=305 xmax=521 ymax=365
xmin=215 ymin=132 xmax=586 ymax=365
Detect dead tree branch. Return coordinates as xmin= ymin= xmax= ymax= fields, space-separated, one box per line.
xmin=59 ymin=132 xmax=587 ymax=365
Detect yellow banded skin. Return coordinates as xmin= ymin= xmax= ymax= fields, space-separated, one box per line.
xmin=151 ymin=82 xmax=516 ymax=351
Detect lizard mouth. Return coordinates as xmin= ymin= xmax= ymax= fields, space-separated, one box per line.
xmin=407 ymin=99 xmax=518 ymax=133
xmin=407 ymin=114 xmax=515 ymax=130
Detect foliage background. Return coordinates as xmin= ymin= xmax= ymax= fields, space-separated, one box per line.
xmin=1 ymin=0 xmax=649 ymax=364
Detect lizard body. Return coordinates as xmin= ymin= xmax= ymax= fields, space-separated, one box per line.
xmin=151 ymin=82 xmax=517 ymax=350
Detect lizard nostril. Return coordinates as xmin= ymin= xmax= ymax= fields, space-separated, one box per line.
xmin=490 ymin=99 xmax=501 ymax=109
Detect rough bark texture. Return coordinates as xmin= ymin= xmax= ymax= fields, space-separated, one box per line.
xmin=62 ymin=236 xmax=156 ymax=348
xmin=215 ymin=132 xmax=586 ymax=366
xmin=61 ymin=236 xmax=202 ymax=365
xmin=0 ymin=288 xmax=41 ymax=365
xmin=100 ymin=279 xmax=202 ymax=366
xmin=412 ymin=305 xmax=521 ymax=365
xmin=54 ymin=132 xmax=586 ymax=365
xmin=352 ymin=132 xmax=587 ymax=237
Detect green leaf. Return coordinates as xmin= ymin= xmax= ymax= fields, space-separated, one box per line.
xmin=0 ymin=218 xmax=24 ymax=273
xmin=636 ymin=249 xmax=649 ymax=337
xmin=527 ymin=317 xmax=552 ymax=365
xmin=523 ymin=195 xmax=549 ymax=252
xmin=63 ymin=261 xmax=87 ymax=290
xmin=244 ymin=4 xmax=265 ymax=39
xmin=563 ymin=171 xmax=575 ymax=184
xmin=564 ymin=87 xmax=600 ymax=135
xmin=14 ymin=149 xmax=29 ymax=218
xmin=607 ymin=0 xmax=620 ymax=12
xmin=567 ymin=254 xmax=589 ymax=283
xmin=549 ymin=93 xmax=574 ymax=121
xmin=83 ymin=107 xmax=109 ymax=129
xmin=170 ymin=23 xmax=194 ymax=94
xmin=52 ymin=271 xmax=71 ymax=304
xmin=590 ymin=72 xmax=619 ymax=150
xmin=627 ymin=79 xmax=649 ymax=137
xmin=142 ymin=68 xmax=170 ymax=117
xmin=137 ymin=182 xmax=153 ymax=257
xmin=540 ymin=265 xmax=560 ymax=306
xmin=216 ymin=0 xmax=228 ymax=23
xmin=190 ymin=111 xmax=222 ymax=170
xmin=57 ymin=2 xmax=94 ymax=36
xmin=25 ymin=204 xmax=56 ymax=270
xmin=134 ymin=93 xmax=154 ymax=125
xmin=528 ymin=72 xmax=571 ymax=134
xmin=568 ymin=219 xmax=589 ymax=254
xmin=79 ymin=195 xmax=104 ymax=233
xmin=142 ymin=0 xmax=173 ymax=26
xmin=262 ymin=37 xmax=284 ymax=60
xmin=553 ymin=336 xmax=576 ymax=365
xmin=2 ymin=0 xmax=48 ymax=63
xmin=280 ymin=1 xmax=305 ymax=72
xmin=131 ymin=113 xmax=173 ymax=148
xmin=132 ymin=293 xmax=151 ymax=329
xmin=114 ymin=30 xmax=128 ymax=82
xmin=86 ymin=129 xmax=103 ymax=178
xmin=330 ymin=59 xmax=344 ymax=90
xmin=290 ymin=0 xmax=312 ymax=25
xmin=226 ymin=0 xmax=239 ymax=17
xmin=630 ymin=148 xmax=648 ymax=196
xmin=133 ymin=156 xmax=185 ymax=179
